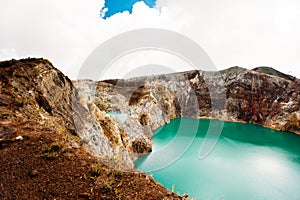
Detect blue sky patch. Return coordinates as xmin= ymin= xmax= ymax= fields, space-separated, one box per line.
xmin=101 ymin=0 xmax=157 ymax=19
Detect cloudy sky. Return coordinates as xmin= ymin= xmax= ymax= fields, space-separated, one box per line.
xmin=1 ymin=0 xmax=300 ymax=79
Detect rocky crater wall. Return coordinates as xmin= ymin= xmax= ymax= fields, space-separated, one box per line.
xmin=2 ymin=58 xmax=298 ymax=168
xmin=79 ymin=66 xmax=300 ymax=163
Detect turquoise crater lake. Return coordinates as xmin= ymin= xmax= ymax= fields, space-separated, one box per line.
xmin=134 ymin=118 xmax=300 ymax=200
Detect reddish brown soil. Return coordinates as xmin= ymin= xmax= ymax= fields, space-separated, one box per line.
xmin=0 ymin=122 xmax=182 ymax=200
xmin=0 ymin=58 xmax=184 ymax=199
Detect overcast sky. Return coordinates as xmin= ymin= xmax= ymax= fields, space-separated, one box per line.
xmin=1 ymin=0 xmax=300 ymax=79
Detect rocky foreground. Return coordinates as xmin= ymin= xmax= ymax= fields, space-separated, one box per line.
xmin=0 ymin=58 xmax=299 ymax=199
xmin=0 ymin=58 xmax=182 ymax=199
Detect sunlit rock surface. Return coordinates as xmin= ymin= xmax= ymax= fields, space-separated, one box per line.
xmin=74 ymin=67 xmax=300 ymax=162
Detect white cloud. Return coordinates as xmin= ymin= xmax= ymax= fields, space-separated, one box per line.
xmin=0 ymin=0 xmax=179 ymax=79
xmin=0 ymin=0 xmax=299 ymax=78
xmin=0 ymin=49 xmax=18 ymax=60
xmin=101 ymin=49 xmax=195 ymax=80
xmin=160 ymin=0 xmax=300 ymax=77
xmin=0 ymin=0 xmax=111 ymax=73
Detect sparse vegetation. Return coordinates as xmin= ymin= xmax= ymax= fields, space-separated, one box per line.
xmin=42 ymin=141 xmax=65 ymax=160
xmin=104 ymin=182 xmax=112 ymax=191
xmin=58 ymin=126 xmax=67 ymax=135
xmin=171 ymin=184 xmax=196 ymax=200
xmin=110 ymin=169 xmax=123 ymax=178
xmin=14 ymin=98 xmax=27 ymax=107
xmin=42 ymin=151 xmax=58 ymax=160
xmin=91 ymin=164 xmax=101 ymax=178
xmin=0 ymin=113 xmax=9 ymax=119
xmin=114 ymin=188 xmax=122 ymax=200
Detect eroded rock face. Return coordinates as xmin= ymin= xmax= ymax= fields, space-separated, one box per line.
xmin=73 ymin=80 xmax=133 ymax=167
xmin=0 ymin=59 xmax=134 ymax=167
xmin=0 ymin=59 xmax=183 ymax=199
xmin=221 ymin=67 xmax=299 ymax=133
xmin=90 ymin=67 xmax=299 ymax=161
xmin=3 ymin=58 xmax=297 ymax=168
xmin=0 ymin=58 xmax=75 ymax=133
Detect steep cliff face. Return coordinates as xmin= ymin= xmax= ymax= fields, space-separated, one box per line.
xmin=0 ymin=58 xmax=182 ymax=199
xmin=0 ymin=58 xmax=75 ymax=132
xmin=221 ymin=67 xmax=299 ymax=133
xmin=73 ymin=80 xmax=133 ymax=166
xmin=87 ymin=67 xmax=299 ymax=159
xmin=1 ymin=58 xmax=140 ymax=167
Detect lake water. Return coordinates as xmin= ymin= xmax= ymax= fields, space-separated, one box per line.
xmin=106 ymin=112 xmax=127 ymax=124
xmin=134 ymin=118 xmax=300 ymax=200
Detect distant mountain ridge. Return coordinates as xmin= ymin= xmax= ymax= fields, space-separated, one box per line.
xmin=93 ymin=65 xmax=300 ymax=139
xmin=253 ymin=66 xmax=296 ymax=81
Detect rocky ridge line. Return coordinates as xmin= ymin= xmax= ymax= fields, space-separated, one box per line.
xmin=76 ymin=66 xmax=299 ymax=162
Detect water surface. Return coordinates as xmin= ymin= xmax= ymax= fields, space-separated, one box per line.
xmin=135 ymin=118 xmax=300 ymax=200
xmin=106 ymin=112 xmax=127 ymax=124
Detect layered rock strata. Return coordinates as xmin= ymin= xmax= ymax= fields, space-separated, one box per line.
xmin=79 ymin=67 xmax=299 ymax=161
xmin=3 ymin=58 xmax=297 ymax=168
